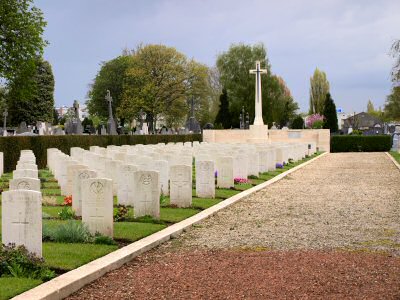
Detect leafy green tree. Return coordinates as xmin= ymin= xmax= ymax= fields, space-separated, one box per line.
xmin=367 ymin=99 xmax=375 ymax=113
xmin=384 ymin=86 xmax=400 ymax=121
xmin=216 ymin=43 xmax=298 ymax=127
xmin=0 ymin=0 xmax=47 ymax=83
xmin=366 ymin=99 xmax=385 ymax=120
xmin=8 ymin=58 xmax=54 ymax=125
xmin=214 ymin=88 xmax=231 ymax=128
xmin=119 ymin=44 xmax=190 ymax=131
xmin=322 ymin=93 xmax=338 ymax=133
xmin=309 ymin=68 xmax=330 ymax=114
xmin=87 ymin=55 xmax=131 ymax=125
xmin=52 ymin=108 xmax=59 ymax=125
xmin=291 ymin=115 xmax=304 ymax=129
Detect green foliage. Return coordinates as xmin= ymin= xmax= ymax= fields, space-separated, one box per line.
xmin=94 ymin=235 xmax=117 ymax=246
xmin=312 ymin=120 xmax=324 ymax=129
xmin=0 ymin=244 xmax=55 ymax=281
xmin=113 ymin=204 xmax=129 ymax=222
xmin=87 ymin=55 xmax=131 ymax=122
xmin=309 ymin=68 xmax=330 ymax=114
xmin=57 ymin=206 xmax=75 ymax=220
xmin=7 ymin=58 xmax=55 ymax=125
xmin=216 ymin=43 xmax=298 ymax=127
xmin=214 ymin=88 xmax=232 ymax=128
xmin=0 ymin=0 xmax=47 ymax=83
xmin=43 ymin=221 xmax=92 ymax=243
xmin=384 ymin=86 xmax=400 ymax=121
xmin=291 ymin=115 xmax=304 ymax=129
xmin=0 ymin=134 xmax=201 ymax=172
xmin=331 ymin=135 xmax=391 ymax=152
xmin=0 ymin=277 xmax=42 ymax=300
xmin=322 ymin=93 xmax=338 ymax=132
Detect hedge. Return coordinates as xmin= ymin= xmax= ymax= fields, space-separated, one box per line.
xmin=331 ymin=135 xmax=391 ymax=153
xmin=0 ymin=134 xmax=202 ymax=172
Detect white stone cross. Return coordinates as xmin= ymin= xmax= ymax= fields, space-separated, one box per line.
xmin=249 ymin=60 xmax=267 ymax=126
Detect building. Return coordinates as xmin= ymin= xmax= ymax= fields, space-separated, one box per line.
xmin=342 ymin=112 xmax=384 ymax=135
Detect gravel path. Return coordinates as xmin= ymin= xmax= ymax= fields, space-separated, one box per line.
xmin=68 ymin=153 xmax=400 ymax=299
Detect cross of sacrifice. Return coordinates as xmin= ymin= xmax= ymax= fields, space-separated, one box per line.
xmin=249 ymin=61 xmax=267 ymax=126
xmin=105 ymin=90 xmax=113 ymax=119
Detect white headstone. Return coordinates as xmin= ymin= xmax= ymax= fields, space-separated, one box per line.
xmin=9 ymin=177 xmax=41 ymax=192
xmin=153 ymin=160 xmax=169 ymax=196
xmin=2 ymin=190 xmax=42 ymax=256
xmin=117 ymin=164 xmax=138 ymax=206
xmin=133 ymin=171 xmax=160 ymax=219
xmin=195 ymin=160 xmax=215 ymax=198
xmin=170 ymin=165 xmax=192 ymax=207
xmin=13 ymin=169 xmax=38 ymax=179
xmin=72 ymin=169 xmax=97 ymax=216
xmin=81 ymin=178 xmax=113 ymax=237
xmin=216 ymin=156 xmax=234 ymax=188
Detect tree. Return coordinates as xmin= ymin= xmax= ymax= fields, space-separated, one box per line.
xmin=367 ymin=99 xmax=375 ymax=113
xmin=7 ymin=58 xmax=55 ymax=125
xmin=323 ymin=93 xmax=338 ymax=133
xmin=119 ymin=44 xmax=204 ymax=131
xmin=87 ymin=54 xmax=131 ymax=125
xmin=366 ymin=99 xmax=385 ymax=120
xmin=291 ymin=115 xmax=304 ymax=129
xmin=309 ymin=68 xmax=330 ymax=114
xmin=217 ymin=43 xmax=299 ymax=127
xmin=0 ymin=0 xmax=47 ymax=83
xmin=384 ymin=86 xmax=400 ymax=121
xmin=214 ymin=88 xmax=231 ymax=128
xmin=390 ymin=39 xmax=400 ymax=84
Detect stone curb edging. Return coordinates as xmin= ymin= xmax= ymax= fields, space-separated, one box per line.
xmin=12 ymin=152 xmax=328 ymax=300
xmin=385 ymin=152 xmax=400 ymax=170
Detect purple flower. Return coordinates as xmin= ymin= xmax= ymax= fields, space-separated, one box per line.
xmin=214 ymin=170 xmax=218 ymax=178
xmin=234 ymin=178 xmax=249 ymax=184
xmin=305 ymin=114 xmax=324 ymax=128
xmin=276 ymin=163 xmax=283 ymax=169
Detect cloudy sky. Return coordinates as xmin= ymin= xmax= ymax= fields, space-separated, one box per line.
xmin=36 ymin=0 xmax=399 ymax=113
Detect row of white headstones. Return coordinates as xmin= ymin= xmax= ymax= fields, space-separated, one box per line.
xmin=1 ymin=141 xmax=316 ymax=257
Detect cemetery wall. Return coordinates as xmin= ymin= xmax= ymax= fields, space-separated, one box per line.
xmin=203 ymin=129 xmax=330 ymax=152
xmin=0 ymin=134 xmax=202 ymax=172
xmin=330 ymin=135 xmax=391 ymax=152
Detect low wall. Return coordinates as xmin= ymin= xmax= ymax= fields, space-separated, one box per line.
xmin=203 ymin=129 xmax=330 ymax=152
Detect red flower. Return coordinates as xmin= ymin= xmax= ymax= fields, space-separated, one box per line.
xmin=63 ymin=195 xmax=72 ymax=206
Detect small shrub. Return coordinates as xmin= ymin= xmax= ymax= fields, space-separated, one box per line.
xmin=44 ymin=221 xmax=91 ymax=243
xmin=248 ymin=175 xmax=258 ymax=179
xmin=331 ymin=135 xmax=391 ymax=152
xmin=0 ymin=244 xmax=55 ymax=281
xmin=94 ymin=235 xmax=117 ymax=246
xmin=58 ymin=206 xmax=75 ymax=220
xmin=114 ymin=204 xmax=129 ymax=222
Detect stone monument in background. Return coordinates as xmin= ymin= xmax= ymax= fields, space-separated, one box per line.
xmin=105 ymin=90 xmax=117 ymax=135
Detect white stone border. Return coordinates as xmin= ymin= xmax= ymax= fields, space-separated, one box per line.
xmin=385 ymin=152 xmax=400 ymax=170
xmin=13 ymin=152 xmax=328 ymax=300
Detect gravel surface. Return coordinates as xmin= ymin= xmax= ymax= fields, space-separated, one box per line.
xmin=67 ymin=153 xmax=400 ymax=299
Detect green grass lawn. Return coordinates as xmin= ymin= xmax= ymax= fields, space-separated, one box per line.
xmin=114 ymin=222 xmax=166 ymax=241
xmin=0 ymin=277 xmax=42 ymax=300
xmin=390 ymin=151 xmax=400 ymax=164
xmin=43 ymin=242 xmax=118 ymax=271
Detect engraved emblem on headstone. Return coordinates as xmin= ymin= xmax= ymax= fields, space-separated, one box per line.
xmin=17 ymin=181 xmax=30 ymax=190
xmin=79 ymin=171 xmax=90 ymax=180
xmin=140 ymin=174 xmax=152 ymax=185
xmin=90 ymin=181 xmax=104 ymax=194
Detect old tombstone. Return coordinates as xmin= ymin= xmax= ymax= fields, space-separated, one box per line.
xmin=13 ymin=169 xmax=38 ymax=179
xmin=81 ymin=178 xmax=113 ymax=237
xmin=117 ymin=164 xmax=137 ymax=206
xmin=17 ymin=122 xmax=29 ymax=134
xmin=9 ymin=177 xmax=41 ymax=192
xmin=170 ymin=165 xmax=192 ymax=207
xmin=2 ymin=190 xmax=42 ymax=256
xmin=216 ymin=156 xmax=234 ymax=188
xmin=133 ymin=171 xmax=160 ymax=219
xmin=153 ymin=160 xmax=169 ymax=195
xmin=66 ymin=164 xmax=88 ymax=196
xmin=0 ymin=152 xmax=3 ymax=176
xmin=72 ymin=169 xmax=97 ymax=216
xmin=195 ymin=160 xmax=215 ymax=198
xmin=105 ymin=90 xmax=117 ymax=135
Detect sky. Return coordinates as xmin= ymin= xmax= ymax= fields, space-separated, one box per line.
xmin=36 ymin=0 xmax=400 ymax=114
